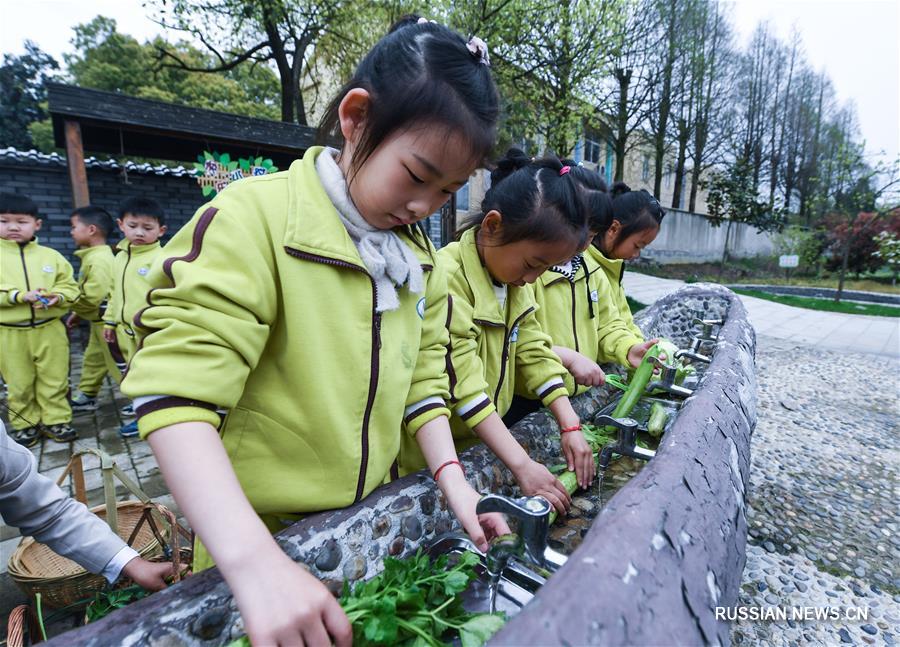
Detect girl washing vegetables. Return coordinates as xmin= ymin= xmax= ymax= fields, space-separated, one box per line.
xmin=505 ymin=172 xmax=662 ymax=426
xmin=399 ymin=151 xmax=596 ymax=516
xmin=587 ymin=182 xmax=666 ymax=350
xmin=121 ymin=16 xmax=508 ymax=647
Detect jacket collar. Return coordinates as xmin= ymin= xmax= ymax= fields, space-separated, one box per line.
xmin=75 ymin=245 xmax=110 ymax=260
xmin=118 ymin=240 xmax=160 ymax=256
xmin=458 ymin=228 xmax=535 ymax=326
xmin=283 ymin=146 xmax=432 ymax=269
xmin=586 ymin=245 xmax=623 ymax=283
xmin=539 ymin=256 xmax=588 ymax=288
xmin=1 ymin=237 xmax=37 ymax=250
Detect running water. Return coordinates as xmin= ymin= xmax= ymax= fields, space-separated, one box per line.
xmin=596 ymin=467 xmax=607 ymax=508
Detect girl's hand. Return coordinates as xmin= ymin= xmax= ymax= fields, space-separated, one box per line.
xmin=103 ymin=328 xmax=116 ymax=343
xmin=441 ymin=477 xmax=511 ymax=551
xmin=228 ymin=551 xmax=352 ymax=647
xmin=41 ymin=293 xmax=61 ymax=308
xmin=567 ymin=352 xmax=606 ymax=387
xmin=627 ymin=338 xmax=660 ymax=368
xmin=561 ymin=430 xmax=595 ymax=489
xmin=513 ymin=459 xmax=571 ymax=516
xmin=65 ymin=313 xmax=81 ymax=329
xmin=22 ymin=290 xmax=43 ymax=303
xmin=121 ymin=557 xmax=181 ymax=592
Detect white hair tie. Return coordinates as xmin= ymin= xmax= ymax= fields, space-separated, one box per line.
xmin=467 ymin=36 xmax=490 ymax=66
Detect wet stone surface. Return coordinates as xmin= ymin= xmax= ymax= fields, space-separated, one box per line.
xmin=732 ymin=338 xmax=900 ymax=646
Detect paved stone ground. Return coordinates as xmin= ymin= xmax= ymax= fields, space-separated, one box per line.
xmin=732 ymin=335 xmax=900 ymax=646
xmin=624 ymin=271 xmax=900 ymax=357
xmin=0 ymin=327 xmax=184 ymax=626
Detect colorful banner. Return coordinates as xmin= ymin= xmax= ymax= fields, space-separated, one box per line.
xmin=194 ymin=151 xmax=278 ymax=197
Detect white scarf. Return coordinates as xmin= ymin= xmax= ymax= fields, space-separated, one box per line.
xmin=316 ymin=148 xmax=425 ymax=312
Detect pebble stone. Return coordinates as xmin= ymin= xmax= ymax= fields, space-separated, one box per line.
xmin=731 ymin=342 xmax=899 ymax=647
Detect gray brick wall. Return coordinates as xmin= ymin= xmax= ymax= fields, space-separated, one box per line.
xmin=0 ymin=158 xmax=447 ymax=274
xmin=0 ymin=160 xmax=203 ymax=264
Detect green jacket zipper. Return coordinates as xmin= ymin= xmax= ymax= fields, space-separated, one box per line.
xmin=18 ymin=245 xmax=35 ymax=328
xmin=284 ymin=246 xmax=380 ymax=503
xmin=492 ymin=306 xmax=535 ymax=405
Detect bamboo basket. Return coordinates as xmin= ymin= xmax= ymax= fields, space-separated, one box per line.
xmin=7 ymin=449 xmax=176 ymax=609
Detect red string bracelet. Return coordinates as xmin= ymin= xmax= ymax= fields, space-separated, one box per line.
xmin=560 ymin=424 xmax=582 ymax=434
xmin=433 ymin=459 xmax=464 ymax=482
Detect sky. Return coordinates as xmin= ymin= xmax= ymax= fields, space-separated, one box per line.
xmin=1 ymin=0 xmax=898 ymax=165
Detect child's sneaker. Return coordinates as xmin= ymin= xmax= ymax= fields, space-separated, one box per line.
xmin=11 ymin=426 xmax=41 ymax=448
xmin=120 ymin=403 xmax=135 ymax=418
xmin=119 ymin=420 xmax=140 ymax=438
xmin=71 ymin=391 xmax=98 ymax=411
xmin=43 ymin=423 xmax=77 ymax=443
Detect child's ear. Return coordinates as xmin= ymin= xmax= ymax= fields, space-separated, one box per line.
xmin=481 ymin=210 xmax=503 ymax=238
xmin=34 ymin=219 xmax=42 ymax=231
xmin=159 ymin=225 xmax=168 ymax=236
xmin=337 ymin=88 xmax=370 ymax=145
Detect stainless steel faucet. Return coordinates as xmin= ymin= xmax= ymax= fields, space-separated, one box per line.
xmin=596 ymin=414 xmax=656 ymax=469
xmin=476 ymin=494 xmax=568 ymax=573
xmin=645 ymin=356 xmax=695 ymax=397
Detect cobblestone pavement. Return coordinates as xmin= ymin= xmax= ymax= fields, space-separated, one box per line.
xmin=732 ymin=335 xmax=900 ymax=646
xmin=0 ymin=330 xmax=184 ymax=624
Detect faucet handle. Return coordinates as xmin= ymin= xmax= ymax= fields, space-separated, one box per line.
xmin=647 ymin=355 xmax=677 ymax=381
xmin=475 ymin=493 xmax=552 ymax=518
xmin=691 ymin=317 xmax=721 ymax=341
xmin=477 ymin=494 xmax=552 ymax=569
xmin=593 ymin=414 xmax=639 ymax=432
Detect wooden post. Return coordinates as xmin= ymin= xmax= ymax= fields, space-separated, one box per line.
xmin=64 ymin=120 xmax=90 ymax=208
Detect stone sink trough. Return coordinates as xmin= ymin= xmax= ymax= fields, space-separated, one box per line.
xmin=46 ymin=283 xmax=757 ymax=646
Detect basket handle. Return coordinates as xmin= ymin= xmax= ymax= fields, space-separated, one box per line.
xmin=6 ymin=604 xmax=41 ymax=647
xmin=55 ymin=449 xmax=154 ymax=536
xmin=126 ymin=503 xmax=193 ymax=583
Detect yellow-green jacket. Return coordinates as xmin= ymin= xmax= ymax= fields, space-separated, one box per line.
xmin=104 ymin=240 xmax=164 ymax=336
xmin=0 ymin=238 xmax=78 ymax=326
xmin=586 ymin=245 xmax=644 ymax=342
xmin=400 ymin=228 xmax=568 ymax=473
xmin=121 ymin=146 xmax=450 ymax=517
xmin=72 ymin=245 xmax=115 ymax=322
xmin=531 ymin=254 xmax=643 ymax=396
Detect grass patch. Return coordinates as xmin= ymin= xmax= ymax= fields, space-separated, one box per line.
xmin=732 ymin=288 xmax=900 ymax=317
xmin=632 ymin=263 xmax=900 ymax=294
xmin=627 ymin=296 xmax=647 ymax=314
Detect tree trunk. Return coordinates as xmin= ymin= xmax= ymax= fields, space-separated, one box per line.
xmin=671 ymin=120 xmax=688 ymax=209
xmin=653 ymin=0 xmax=678 ymax=198
xmin=262 ymin=7 xmax=297 ymax=124
xmin=835 ymin=235 xmax=851 ymax=302
xmin=718 ymin=218 xmax=733 ymax=279
xmin=614 ymin=67 xmax=631 ymax=182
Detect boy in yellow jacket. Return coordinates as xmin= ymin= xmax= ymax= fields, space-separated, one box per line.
xmin=0 ymin=193 xmax=79 ymax=445
xmin=103 ymin=197 xmax=167 ymax=437
xmin=67 ymin=206 xmax=119 ymax=411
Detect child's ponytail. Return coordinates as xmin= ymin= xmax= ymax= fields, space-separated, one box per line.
xmin=318 ymin=17 xmax=499 ymax=181
xmin=461 ymin=152 xmax=588 ymax=247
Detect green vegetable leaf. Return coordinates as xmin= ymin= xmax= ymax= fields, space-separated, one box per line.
xmin=460 ymin=614 xmax=507 ymax=647
xmin=441 ymin=570 xmax=470 ymax=596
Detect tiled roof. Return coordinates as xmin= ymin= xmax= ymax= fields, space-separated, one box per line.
xmin=0 ymin=147 xmax=198 ymax=178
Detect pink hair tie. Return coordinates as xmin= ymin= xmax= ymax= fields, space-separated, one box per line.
xmin=560 ymin=165 xmax=571 ymax=176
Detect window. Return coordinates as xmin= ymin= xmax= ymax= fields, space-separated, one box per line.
xmin=584 ymin=138 xmax=602 ymax=165
xmin=641 ymin=155 xmax=650 ymax=182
